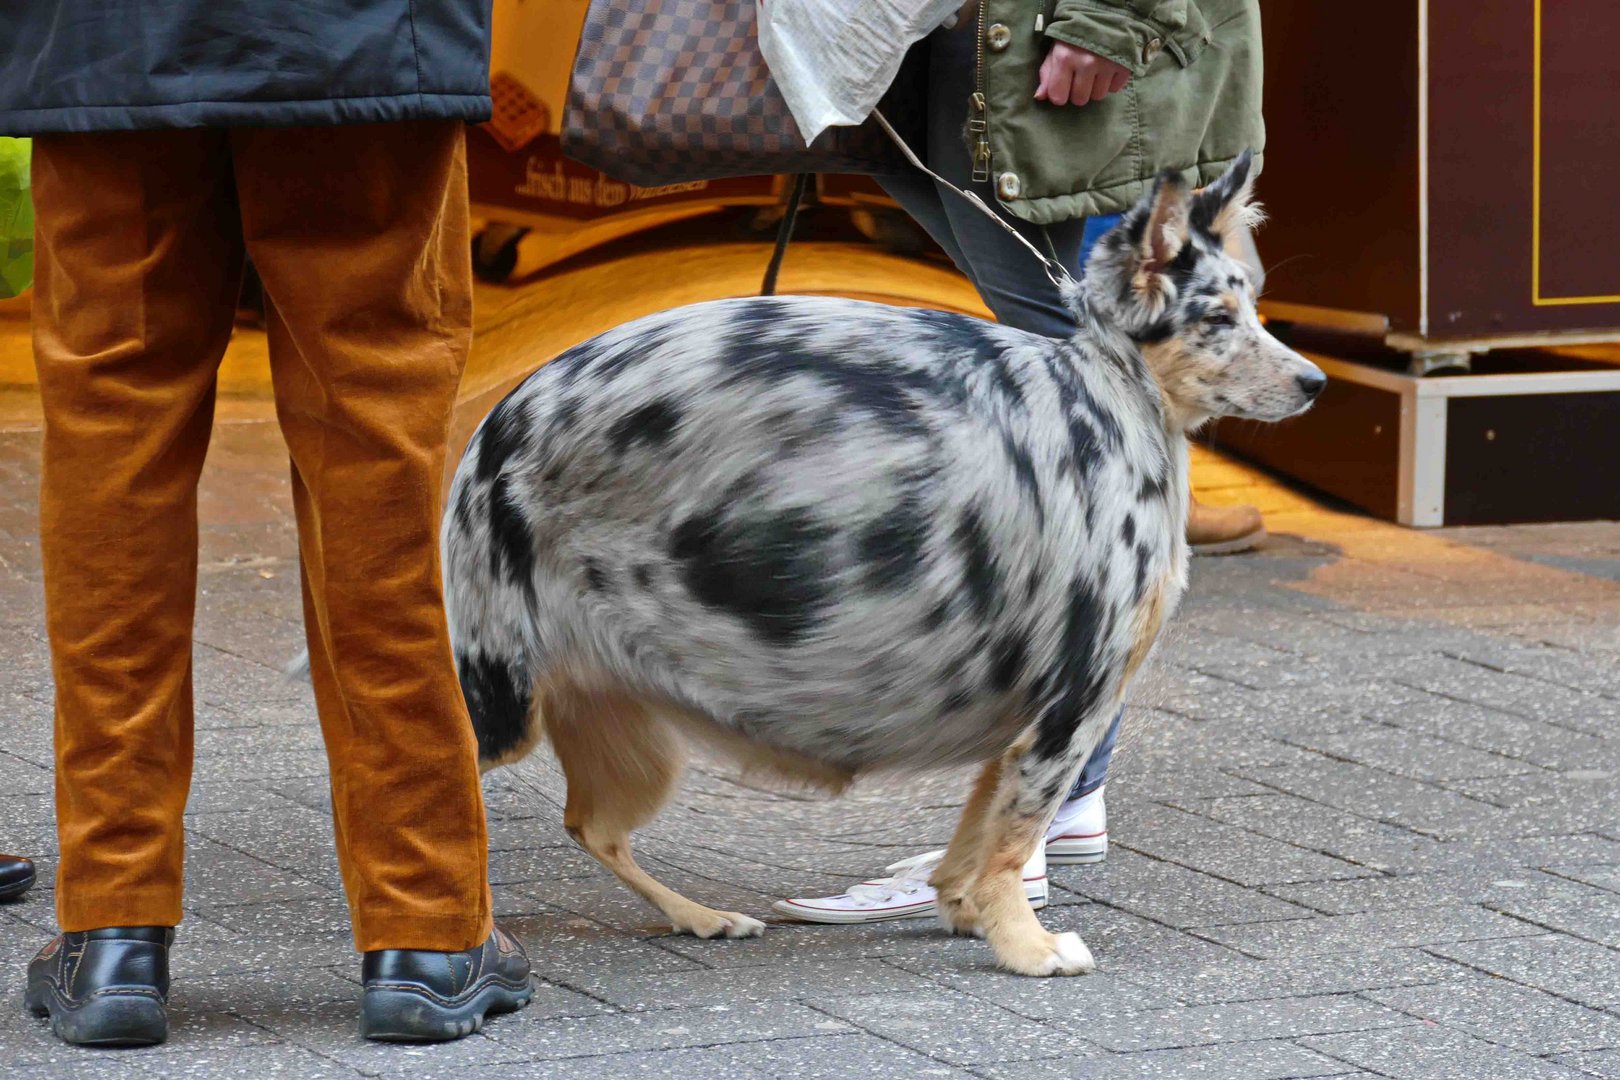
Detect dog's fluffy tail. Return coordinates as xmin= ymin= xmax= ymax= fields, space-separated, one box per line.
xmin=442 ymin=441 xmax=541 ymax=769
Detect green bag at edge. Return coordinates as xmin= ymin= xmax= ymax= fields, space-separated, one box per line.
xmin=0 ymin=137 xmax=33 ymax=299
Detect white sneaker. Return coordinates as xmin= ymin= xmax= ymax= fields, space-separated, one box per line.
xmin=1044 ymin=786 xmax=1107 ymax=865
xmin=773 ymin=847 xmax=1048 ymax=925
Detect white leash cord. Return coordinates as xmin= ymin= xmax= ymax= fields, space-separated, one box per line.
xmin=869 ymin=107 xmax=1079 ymax=293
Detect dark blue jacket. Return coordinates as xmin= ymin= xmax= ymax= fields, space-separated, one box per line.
xmin=0 ymin=1 xmax=493 ymax=135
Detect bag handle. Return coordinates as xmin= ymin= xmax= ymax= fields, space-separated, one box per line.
xmin=869 ymin=108 xmax=1079 ymax=293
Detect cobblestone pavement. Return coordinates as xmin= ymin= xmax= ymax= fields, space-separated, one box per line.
xmin=2 ymin=384 xmax=1619 ymax=1078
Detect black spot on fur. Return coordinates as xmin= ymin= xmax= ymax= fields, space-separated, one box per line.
xmin=1138 ymin=469 xmax=1170 ymax=504
xmin=609 ymin=400 xmax=682 ymax=455
xmin=1134 ymin=543 xmax=1152 ymax=601
xmin=553 ymin=398 xmax=581 ymax=430
xmin=1132 ymin=318 xmax=1177 ymax=344
xmin=633 ymin=564 xmax=654 ymax=588
xmin=860 ymin=496 xmax=928 ymax=592
xmin=459 ymin=653 xmax=531 ymax=764
xmin=583 ymin=558 xmax=608 ymax=592
xmin=487 ymin=478 xmax=536 ymax=594
xmin=942 ymin=688 xmax=974 ymax=713
xmin=922 ymin=599 xmax=950 ymax=632
xmin=670 ymin=505 xmax=834 ymax=646
xmin=989 ymin=634 xmax=1028 ymax=693
xmin=476 ymin=397 xmax=525 ymax=483
xmin=1031 ymin=581 xmax=1114 ymax=762
xmin=1122 ymin=513 xmax=1137 ymax=546
xmin=953 ymin=506 xmax=1003 ymax=621
xmin=1002 ymin=436 xmax=1045 ymax=524
xmin=453 ymin=477 xmax=477 ymax=530
xmin=720 ymin=316 xmax=938 ymax=438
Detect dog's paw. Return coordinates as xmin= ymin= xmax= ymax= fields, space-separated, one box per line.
xmin=717 ymin=913 xmax=766 ymax=939
xmin=994 ymin=930 xmax=1096 ymax=977
xmin=677 ymin=910 xmax=766 ymax=940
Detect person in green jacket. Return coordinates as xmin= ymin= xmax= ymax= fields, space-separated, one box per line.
xmin=775 ymin=0 xmax=1269 ymax=924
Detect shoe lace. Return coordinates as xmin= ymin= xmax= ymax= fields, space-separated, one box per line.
xmin=843 ymin=849 xmax=945 ymax=905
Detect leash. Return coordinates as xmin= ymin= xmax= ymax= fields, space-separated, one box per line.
xmin=870 ymin=108 xmax=1080 ymax=293
xmin=756 ymin=111 xmax=1080 ymax=297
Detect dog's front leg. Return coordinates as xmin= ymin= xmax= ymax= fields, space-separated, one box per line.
xmin=972 ymin=704 xmax=1120 ymax=977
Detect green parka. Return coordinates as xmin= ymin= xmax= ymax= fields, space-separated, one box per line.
xmin=975 ymin=0 xmax=1264 ymax=223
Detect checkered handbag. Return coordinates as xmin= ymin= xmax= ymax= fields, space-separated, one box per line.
xmin=562 ymin=0 xmax=926 ymax=185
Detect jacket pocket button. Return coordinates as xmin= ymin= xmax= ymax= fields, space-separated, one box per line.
xmin=1143 ymin=37 xmax=1163 ymax=61
xmin=986 ymin=23 xmax=1012 ymax=51
xmin=996 ymin=172 xmax=1022 ymax=199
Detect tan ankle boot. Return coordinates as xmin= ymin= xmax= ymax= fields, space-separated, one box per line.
xmin=1187 ymin=496 xmax=1266 ymax=555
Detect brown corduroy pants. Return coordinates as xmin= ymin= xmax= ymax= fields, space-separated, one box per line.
xmin=30 ymin=122 xmax=493 ymax=952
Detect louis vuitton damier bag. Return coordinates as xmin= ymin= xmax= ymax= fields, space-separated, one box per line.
xmin=562 ymin=0 xmax=926 ymax=185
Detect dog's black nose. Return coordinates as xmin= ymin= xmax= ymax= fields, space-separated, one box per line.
xmin=1296 ymin=369 xmax=1327 ymax=400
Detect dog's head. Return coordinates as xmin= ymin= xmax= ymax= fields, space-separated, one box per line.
xmin=1079 ymin=151 xmax=1325 ymax=429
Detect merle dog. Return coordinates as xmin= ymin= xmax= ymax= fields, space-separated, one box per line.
xmin=443 ymin=153 xmax=1323 ymax=975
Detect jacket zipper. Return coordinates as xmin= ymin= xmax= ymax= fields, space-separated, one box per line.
xmin=970 ymin=2 xmax=990 ymax=182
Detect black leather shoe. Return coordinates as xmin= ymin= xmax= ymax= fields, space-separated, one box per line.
xmin=360 ymin=926 xmax=533 ymax=1041
xmin=24 ymin=926 xmax=172 ymax=1046
xmin=0 ymin=855 xmax=35 ymax=901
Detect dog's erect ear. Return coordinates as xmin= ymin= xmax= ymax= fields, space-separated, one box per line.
xmin=1139 ymin=171 xmax=1192 ymax=278
xmin=1192 ymin=148 xmax=1261 ymax=239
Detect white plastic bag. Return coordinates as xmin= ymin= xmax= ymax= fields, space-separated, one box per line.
xmin=756 ymin=0 xmax=961 ymax=145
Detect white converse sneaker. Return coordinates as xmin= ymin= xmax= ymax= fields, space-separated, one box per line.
xmin=1044 ymin=786 xmax=1107 ymax=865
xmin=773 ymin=847 xmax=1048 ymax=925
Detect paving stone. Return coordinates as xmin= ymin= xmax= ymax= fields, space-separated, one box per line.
xmin=885 ymin=953 xmax=1180 ymax=1021
xmin=1483 ymin=878 xmax=1620 ymax=948
xmin=1281 ymin=723 xmax=1541 ymax=782
xmin=1549 ymin=1049 xmax=1620 ymax=1079
xmin=572 ymin=957 xmax=938 ymax=1011
xmin=1372 ymin=695 xmax=1620 ymax=773
xmin=814 ymin=988 xmax=1094 ymax=1065
xmin=1442 ymin=771 xmax=1620 ymax=838
xmin=1195 ymin=905 xmax=1541 ymax=959
xmin=1112 ymin=802 xmax=1375 ymax=887
xmin=1302 ymin=1024 xmax=1595 ymax=1079
xmin=1234 ymin=760 xmax=1509 ymax=841
xmin=1391 ymin=656 xmax=1620 ymax=737
xmin=1184 ymin=793 xmax=1452 ymax=875
xmin=1429 ymin=934 xmax=1620 ymax=1007
xmin=1366 ymin=978 xmax=1620 ymax=1055
xmin=439 ymin=1033 xmax=972 ymax=1080
xmin=475 ymin=1002 xmax=853 ymax=1064
xmin=1115 ymin=949 xmax=1471 ymax=1007
xmin=1264 ymin=869 xmax=1580 ymax=916
xmin=979 ymin=1039 xmax=1349 ymax=1080
xmin=1057 ymin=847 xmax=1317 ymax=929
xmin=1073 ymin=993 xmax=1415 ymax=1053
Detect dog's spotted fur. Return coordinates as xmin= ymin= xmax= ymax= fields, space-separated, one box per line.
xmin=443 ymin=153 xmax=1323 ymax=973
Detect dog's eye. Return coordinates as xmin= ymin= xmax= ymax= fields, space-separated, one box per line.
xmin=1204 ymin=311 xmax=1235 ymax=329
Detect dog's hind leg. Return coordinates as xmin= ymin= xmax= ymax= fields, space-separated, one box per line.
xmin=547 ymin=685 xmax=766 ymax=940
xmin=929 ymin=756 xmax=1003 ymax=937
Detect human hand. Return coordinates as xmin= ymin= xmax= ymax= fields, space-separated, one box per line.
xmin=1034 ymin=42 xmax=1131 ymax=105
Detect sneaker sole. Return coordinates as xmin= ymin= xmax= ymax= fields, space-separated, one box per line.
xmin=360 ymin=979 xmax=534 ymax=1042
xmin=1190 ymin=526 xmax=1266 ymax=556
xmin=1045 ymin=836 xmax=1107 ymax=865
xmin=774 ymin=885 xmax=1047 ymax=925
xmin=24 ymin=981 xmax=167 ymax=1047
